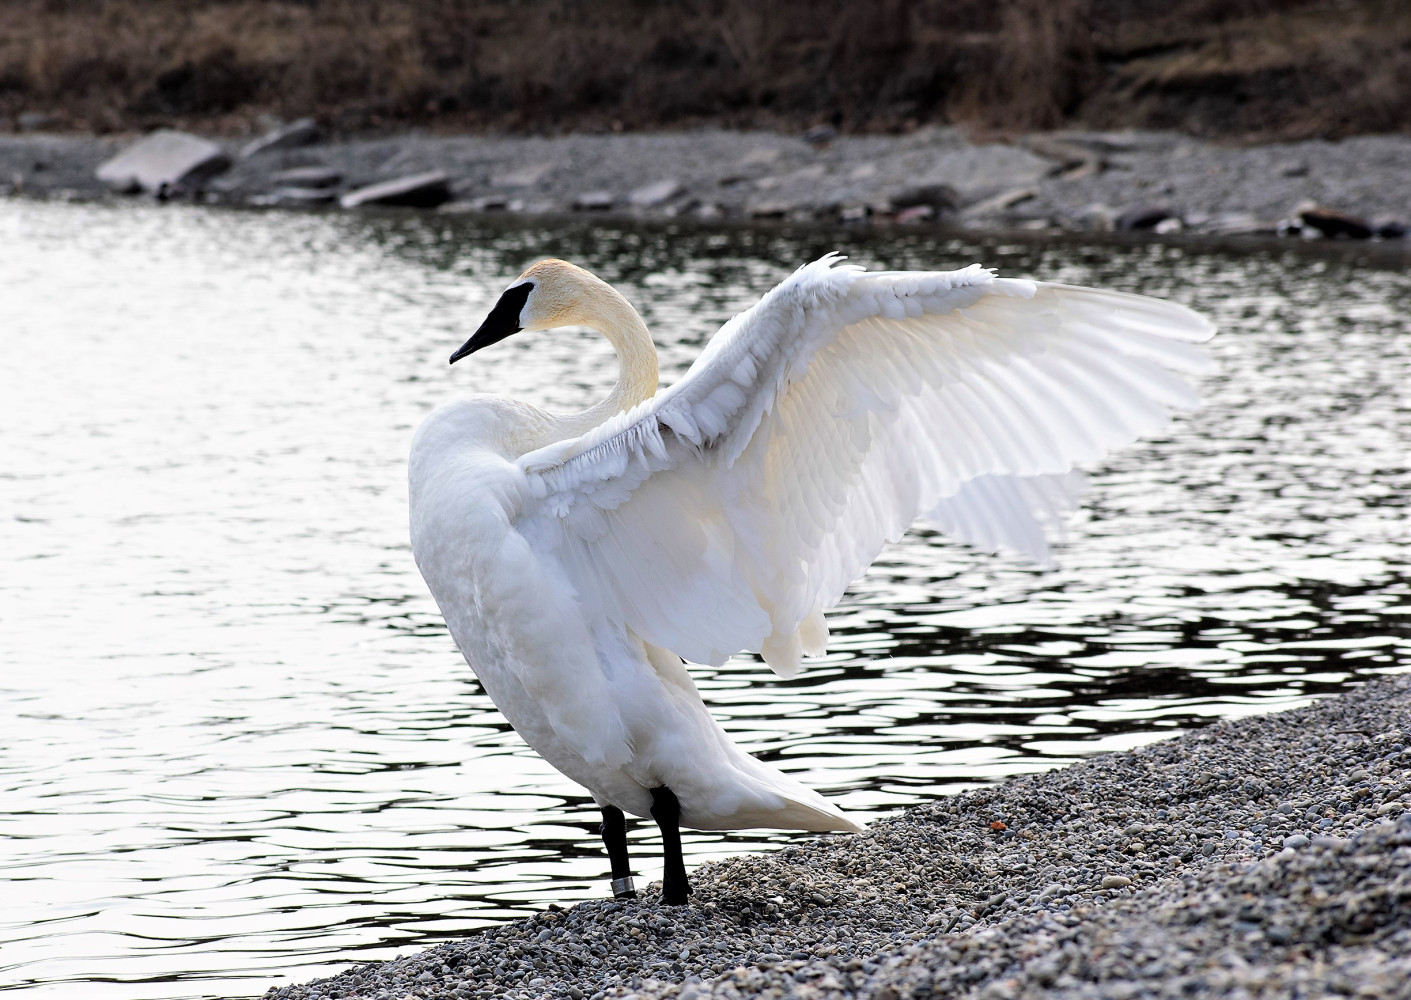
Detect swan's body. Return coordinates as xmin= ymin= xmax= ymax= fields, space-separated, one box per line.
xmin=409 ymin=397 xmax=852 ymax=833
xmin=409 ymin=255 xmax=1213 ymax=902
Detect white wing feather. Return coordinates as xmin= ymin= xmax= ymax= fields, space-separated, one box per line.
xmin=516 ymin=255 xmax=1213 ymax=677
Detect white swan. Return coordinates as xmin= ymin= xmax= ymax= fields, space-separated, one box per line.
xmin=408 ymin=254 xmax=1213 ymax=904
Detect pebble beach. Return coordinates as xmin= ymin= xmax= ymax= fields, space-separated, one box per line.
xmin=262 ymin=674 xmax=1411 ymax=1000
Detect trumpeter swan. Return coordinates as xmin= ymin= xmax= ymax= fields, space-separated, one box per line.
xmin=408 ymin=255 xmax=1213 ymax=905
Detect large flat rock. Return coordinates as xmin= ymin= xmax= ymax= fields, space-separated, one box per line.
xmin=339 ymin=171 xmax=451 ymax=209
xmin=95 ymin=129 xmax=230 ymax=194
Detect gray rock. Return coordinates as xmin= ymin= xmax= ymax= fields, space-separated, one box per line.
xmin=628 ymin=179 xmax=681 ymax=207
xmin=95 ymin=130 xmax=230 ymax=195
xmin=895 ymin=204 xmax=935 ymax=224
xmin=264 ymin=186 xmax=339 ymax=205
xmin=889 ymin=183 xmax=959 ymax=212
xmin=494 ymin=162 xmax=554 ymax=188
xmin=1022 ymin=135 xmax=1103 ymax=175
xmin=339 ymin=171 xmax=452 ymax=209
xmin=1283 ymin=834 xmax=1311 ymax=849
xmin=1068 ymin=202 xmax=1117 ymax=230
xmin=746 ymin=201 xmax=791 ymax=219
xmin=270 ymin=166 xmax=341 ymax=189
xmin=1371 ymin=215 xmax=1409 ymax=238
xmin=462 ymin=195 xmax=510 ymax=212
xmin=659 ymin=197 xmax=699 ymax=217
xmin=1116 ymin=204 xmax=1178 ymax=231
xmin=1297 ymin=203 xmax=1373 ymax=239
xmin=1057 ymin=158 xmax=1105 ymax=181
xmin=241 ymin=118 xmax=320 ymax=159
xmin=964 ymin=187 xmax=1038 ymax=217
xmin=1196 ymin=212 xmax=1277 ymax=236
xmin=573 ymin=191 xmax=614 ymax=211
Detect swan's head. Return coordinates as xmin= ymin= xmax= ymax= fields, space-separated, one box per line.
xmin=450 ymin=259 xmax=609 ymax=364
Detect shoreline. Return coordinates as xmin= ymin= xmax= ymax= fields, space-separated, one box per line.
xmin=5 ymin=125 xmax=1411 ymax=244
xmin=263 ymin=674 xmax=1411 ymax=1000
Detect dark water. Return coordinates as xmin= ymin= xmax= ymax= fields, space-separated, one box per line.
xmin=1 ymin=202 xmax=1407 ymax=999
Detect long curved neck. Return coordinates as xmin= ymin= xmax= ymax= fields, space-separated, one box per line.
xmin=550 ymin=283 xmax=659 ymax=440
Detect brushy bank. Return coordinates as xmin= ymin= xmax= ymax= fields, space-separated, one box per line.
xmin=4 ymin=0 xmax=1410 ymax=141
xmin=263 ymin=675 xmax=1411 ymax=1000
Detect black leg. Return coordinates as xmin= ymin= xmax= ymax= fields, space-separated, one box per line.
xmin=649 ymin=786 xmax=692 ymax=905
xmin=599 ymin=805 xmax=636 ymax=899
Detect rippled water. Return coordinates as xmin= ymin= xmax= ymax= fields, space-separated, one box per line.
xmin=2 ymin=202 xmax=1408 ymax=999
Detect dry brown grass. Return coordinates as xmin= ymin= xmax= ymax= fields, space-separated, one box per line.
xmin=1 ymin=0 xmax=1407 ymax=139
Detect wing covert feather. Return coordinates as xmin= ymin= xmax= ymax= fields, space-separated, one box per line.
xmin=516 ymin=256 xmax=1213 ymax=675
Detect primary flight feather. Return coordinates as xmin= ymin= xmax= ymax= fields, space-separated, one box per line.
xmin=408 ymin=254 xmax=1214 ymax=904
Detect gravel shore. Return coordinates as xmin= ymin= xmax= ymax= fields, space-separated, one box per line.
xmin=5 ymin=126 xmax=1411 ymax=240
xmin=264 ymin=674 xmax=1411 ymax=1000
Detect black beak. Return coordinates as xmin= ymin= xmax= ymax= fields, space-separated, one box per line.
xmin=450 ymin=282 xmax=534 ymax=364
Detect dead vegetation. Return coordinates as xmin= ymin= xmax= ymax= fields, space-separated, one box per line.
xmin=1 ymin=0 xmax=1407 ymax=139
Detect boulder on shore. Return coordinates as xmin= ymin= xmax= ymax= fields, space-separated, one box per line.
xmin=1298 ymin=204 xmax=1373 ymax=239
xmin=1116 ymin=204 xmax=1178 ymax=231
xmin=270 ymin=165 xmax=341 ymax=189
xmin=889 ymin=183 xmax=959 ymax=212
xmin=628 ymin=179 xmax=681 ymax=208
xmin=339 ymin=171 xmax=451 ymax=209
xmin=95 ymin=129 xmax=230 ymax=195
xmin=241 ymin=118 xmax=320 ymax=159
xmin=573 ymin=190 xmax=614 ymax=211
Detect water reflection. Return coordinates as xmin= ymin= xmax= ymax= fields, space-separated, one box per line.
xmin=0 ymin=202 xmax=1407 ymax=999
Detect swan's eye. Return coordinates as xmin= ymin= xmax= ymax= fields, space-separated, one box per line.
xmin=450 ymin=282 xmax=535 ymax=364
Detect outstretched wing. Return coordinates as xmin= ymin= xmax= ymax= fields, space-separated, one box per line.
xmin=515 ymin=255 xmax=1213 ymax=676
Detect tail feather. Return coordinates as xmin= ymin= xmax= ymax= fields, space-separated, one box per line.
xmin=681 ymin=751 xmax=863 ymax=833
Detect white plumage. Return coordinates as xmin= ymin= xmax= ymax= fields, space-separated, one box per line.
xmin=408 ymin=254 xmax=1213 ymax=902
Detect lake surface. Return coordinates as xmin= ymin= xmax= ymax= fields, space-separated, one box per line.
xmin=2 ymin=202 xmax=1408 ymax=999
